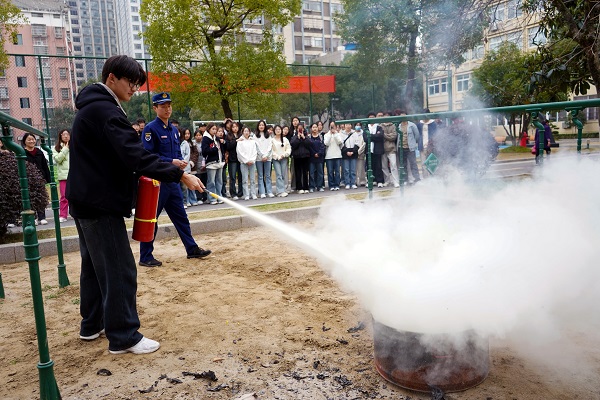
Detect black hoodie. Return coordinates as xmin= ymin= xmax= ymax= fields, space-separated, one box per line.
xmin=66 ymin=83 xmax=183 ymax=218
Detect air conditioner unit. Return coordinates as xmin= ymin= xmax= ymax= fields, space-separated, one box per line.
xmin=490 ymin=22 xmax=499 ymax=32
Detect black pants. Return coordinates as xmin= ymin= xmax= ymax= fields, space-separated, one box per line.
xmin=294 ymin=157 xmax=310 ymax=191
xmin=369 ymin=153 xmax=384 ymax=184
xmin=75 ymin=215 xmax=143 ymax=351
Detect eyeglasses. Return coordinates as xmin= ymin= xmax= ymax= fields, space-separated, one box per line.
xmin=123 ymin=77 xmax=141 ymax=90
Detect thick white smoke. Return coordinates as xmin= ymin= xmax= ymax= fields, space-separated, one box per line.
xmin=312 ymin=157 xmax=600 ymax=348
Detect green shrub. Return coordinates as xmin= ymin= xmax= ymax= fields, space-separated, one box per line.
xmin=0 ymin=151 xmax=49 ymax=236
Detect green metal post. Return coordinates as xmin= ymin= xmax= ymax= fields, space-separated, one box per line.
xmin=567 ymin=108 xmax=584 ymax=153
xmin=308 ymin=64 xmax=313 ymax=124
xmin=530 ymin=110 xmax=544 ymax=165
xmin=38 ymin=56 xmax=70 ymax=288
xmin=364 ymin=119 xmax=373 ymax=200
xmin=397 ymin=122 xmax=405 ymax=195
xmin=0 ymin=122 xmax=61 ymax=400
xmin=0 ymin=272 xmax=4 ymax=298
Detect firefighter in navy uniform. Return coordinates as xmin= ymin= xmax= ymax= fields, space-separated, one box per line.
xmin=139 ymin=92 xmax=211 ymax=267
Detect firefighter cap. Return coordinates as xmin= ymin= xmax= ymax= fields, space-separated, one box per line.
xmin=152 ymin=92 xmax=171 ymax=105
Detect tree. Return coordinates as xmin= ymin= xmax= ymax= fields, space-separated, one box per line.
xmin=524 ymin=0 xmax=600 ymax=97
xmin=336 ymin=0 xmax=489 ymax=112
xmin=0 ymin=0 xmax=23 ymax=69
xmin=140 ymin=0 xmax=301 ymax=119
xmin=467 ymin=42 xmax=567 ymax=145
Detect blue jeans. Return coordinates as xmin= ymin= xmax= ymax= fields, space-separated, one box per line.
xmin=228 ymin=161 xmax=243 ymax=197
xmin=343 ymin=158 xmax=357 ymax=186
xmin=75 ymin=215 xmax=143 ymax=351
xmin=206 ymin=167 xmax=223 ymax=197
xmin=256 ymin=160 xmax=273 ymax=195
xmin=309 ymin=161 xmax=324 ymax=190
xmin=272 ymin=158 xmax=288 ymax=194
xmin=326 ymin=158 xmax=341 ymax=189
xmin=240 ymin=162 xmax=256 ymax=198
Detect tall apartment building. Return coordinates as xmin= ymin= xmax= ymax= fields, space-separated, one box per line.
xmin=282 ymin=0 xmax=345 ymax=64
xmin=425 ymin=0 xmax=597 ymax=131
xmin=116 ymin=0 xmax=150 ymax=60
xmin=2 ymin=0 xmax=76 ymax=131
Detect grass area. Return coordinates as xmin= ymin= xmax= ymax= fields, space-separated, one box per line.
xmin=499 ymin=146 xmax=532 ymax=153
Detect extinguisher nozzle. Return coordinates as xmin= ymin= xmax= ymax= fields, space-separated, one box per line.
xmin=207 ymin=191 xmax=219 ymax=199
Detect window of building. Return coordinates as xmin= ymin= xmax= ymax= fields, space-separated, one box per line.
xmin=133 ymin=25 xmax=140 ymax=31
xmin=13 ymin=34 xmax=23 ymax=45
xmin=573 ymin=95 xmax=598 ymax=121
xmin=32 ymin=12 xmax=43 ymax=18
xmin=15 ymin=55 xmax=25 ymax=67
xmin=507 ymin=31 xmax=522 ymax=49
xmin=314 ymin=37 xmax=323 ymax=47
xmin=72 ymin=28 xmax=79 ymax=33
xmin=303 ymin=1 xmax=322 ymax=12
xmin=428 ymin=78 xmax=448 ymax=96
xmin=528 ymin=26 xmax=547 ymax=47
xmin=73 ymin=45 xmax=81 ymax=51
xmin=489 ymin=35 xmax=504 ymax=52
xmin=20 ymin=98 xmax=30 ymax=108
xmin=456 ymin=74 xmax=470 ymax=92
xmin=54 ymin=27 xmax=63 ymax=38
xmin=22 ymin=117 xmax=33 ymax=125
xmin=472 ymin=44 xmax=484 ymax=59
xmin=135 ymin=43 xmax=142 ymax=49
xmin=331 ymin=3 xmax=343 ymax=13
xmin=72 ymin=19 xmax=79 ymax=25
xmin=59 ymin=68 xmax=67 ymax=79
xmin=70 ymin=9 xmax=78 ymax=15
xmin=17 ymin=77 xmax=27 ymax=87
xmin=508 ymin=0 xmax=522 ymax=18
xmin=492 ymin=3 xmax=505 ymax=21
xmin=56 ymin=46 xmax=65 ymax=55
xmin=53 ymin=13 xmax=61 ymax=18
xmin=41 ymin=88 xmax=53 ymax=99
xmin=61 ymin=88 xmax=70 ymax=100
xmin=76 ymin=72 xmax=84 ymax=78
xmin=73 ymin=37 xmax=81 ymax=42
xmin=132 ymin=16 xmax=139 ymax=21
xmin=0 ymin=87 xmax=8 ymax=99
xmin=131 ymin=6 xmax=139 ymax=12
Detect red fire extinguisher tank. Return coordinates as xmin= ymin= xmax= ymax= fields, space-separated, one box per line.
xmin=132 ymin=176 xmax=161 ymax=242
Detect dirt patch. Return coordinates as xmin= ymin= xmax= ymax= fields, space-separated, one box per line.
xmin=1 ymin=223 xmax=598 ymax=399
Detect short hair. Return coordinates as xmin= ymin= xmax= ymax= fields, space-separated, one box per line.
xmin=101 ymin=55 xmax=146 ymax=86
xmin=136 ymin=118 xmax=146 ymax=124
xmin=367 ymin=112 xmax=376 ymax=117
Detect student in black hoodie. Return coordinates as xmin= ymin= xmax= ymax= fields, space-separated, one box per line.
xmin=67 ymin=55 xmax=207 ymax=356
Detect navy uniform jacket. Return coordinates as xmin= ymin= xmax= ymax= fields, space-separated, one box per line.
xmin=142 ymin=117 xmax=182 ymax=162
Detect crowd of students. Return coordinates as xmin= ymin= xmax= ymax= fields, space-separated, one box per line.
xmin=177 ymin=117 xmax=382 ymax=205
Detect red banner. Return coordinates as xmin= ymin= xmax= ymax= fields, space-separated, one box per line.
xmin=278 ymin=75 xmax=336 ymax=93
xmin=139 ymin=73 xmax=336 ymax=94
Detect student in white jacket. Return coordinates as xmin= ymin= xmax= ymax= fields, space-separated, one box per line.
xmin=255 ymin=120 xmax=274 ymax=198
xmin=271 ymin=125 xmax=291 ymax=197
xmin=323 ymin=121 xmax=343 ymax=190
xmin=236 ymin=126 xmax=258 ymax=200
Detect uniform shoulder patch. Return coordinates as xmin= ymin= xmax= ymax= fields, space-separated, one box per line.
xmin=145 ymin=132 xmax=152 ymax=142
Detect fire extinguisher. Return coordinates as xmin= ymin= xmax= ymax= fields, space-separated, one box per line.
xmin=132 ymin=176 xmax=161 ymax=242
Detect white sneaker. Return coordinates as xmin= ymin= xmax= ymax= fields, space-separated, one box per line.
xmin=383 ymin=183 xmax=389 ymax=187
xmin=40 ymin=219 xmax=48 ymax=225
xmin=267 ymin=193 xmax=275 ymax=198
xmin=109 ymin=337 xmax=160 ymax=355
xmin=280 ymin=192 xmax=288 ymax=197
xmin=186 ymin=202 xmax=191 ymax=207
xmin=251 ymin=195 xmax=258 ymax=200
xmin=309 ymin=189 xmax=314 ymax=193
xmin=345 ymin=185 xmax=350 ymax=189
xmin=244 ymin=196 xmax=250 ymax=201
xmin=319 ymin=188 xmax=324 ymax=192
xmin=59 ymin=217 xmax=68 ymax=223
xmin=260 ymin=194 xmax=266 ymax=198
xmin=298 ymin=190 xmax=304 ymax=194
xmin=351 ymin=185 xmax=358 ymax=189
xmin=7 ymin=223 xmax=16 ymax=228
xmin=330 ymin=187 xmax=335 ymax=191
xmin=377 ymin=183 xmax=383 ymax=188
xmin=183 ymin=204 xmax=188 ymax=209
xmin=233 ymin=196 xmax=239 ymax=200
xmin=394 ymin=183 xmax=400 ymax=188
xmin=335 ymin=187 xmax=340 ymax=191
xmin=80 ymin=329 xmax=105 ymax=341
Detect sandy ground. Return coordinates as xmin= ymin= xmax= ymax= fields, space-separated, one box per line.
xmin=1 ymin=223 xmax=599 ymax=400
